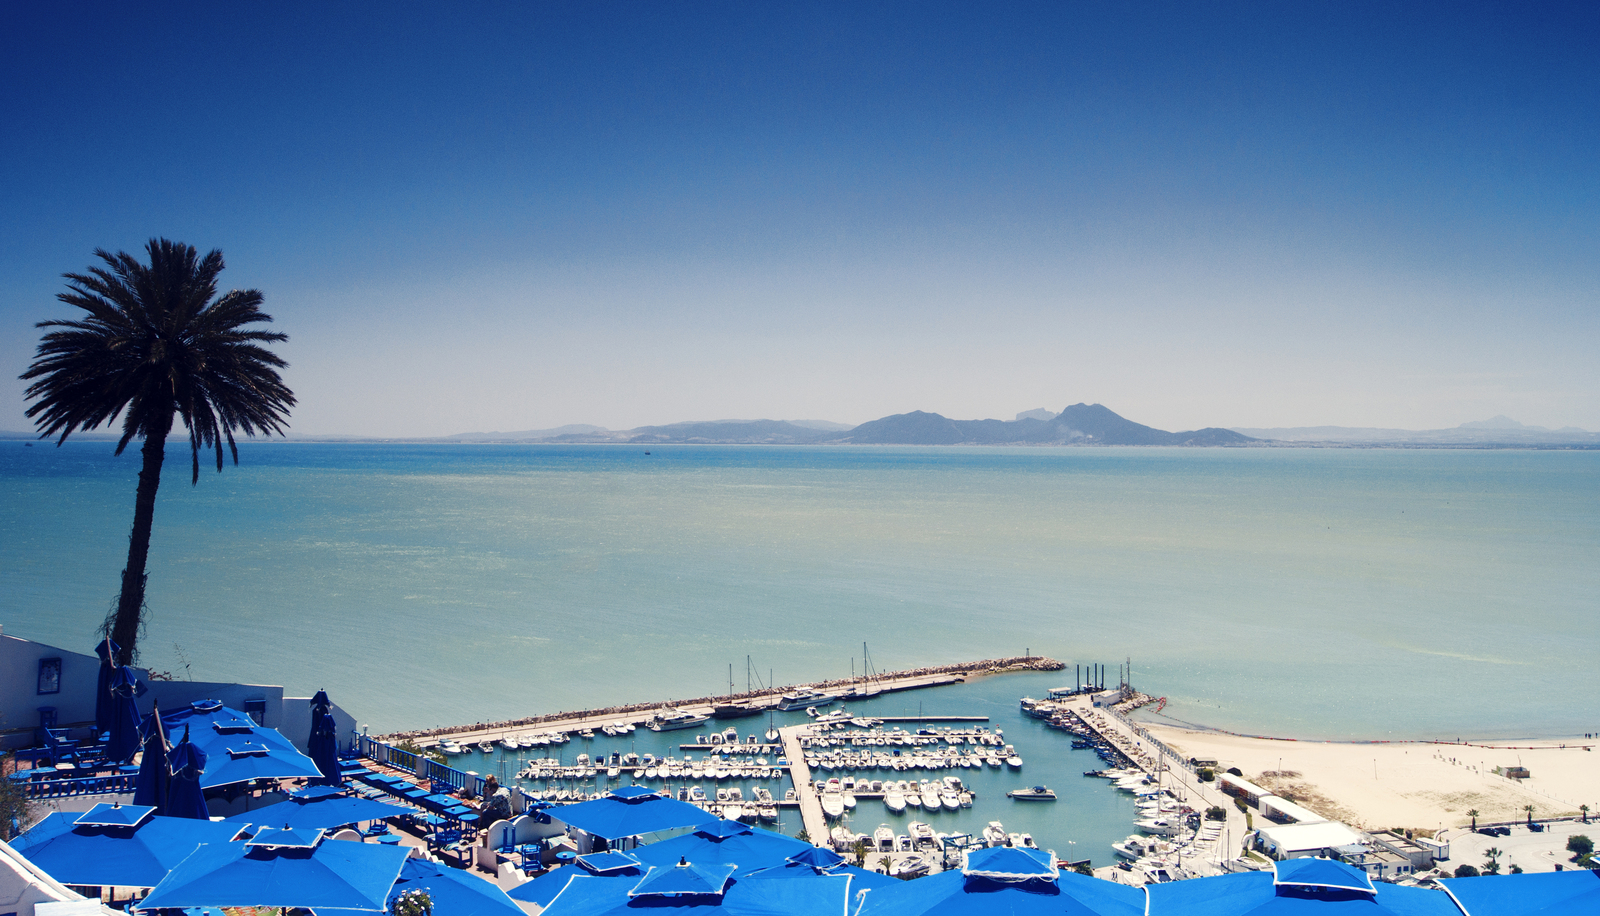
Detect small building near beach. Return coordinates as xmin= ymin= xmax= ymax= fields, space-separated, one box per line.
xmin=1259 ymin=796 xmax=1326 ymax=825
xmin=1218 ymin=773 xmax=1270 ymax=807
xmin=1255 ymin=820 xmax=1363 ymax=859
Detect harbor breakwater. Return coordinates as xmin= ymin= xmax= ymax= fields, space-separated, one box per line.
xmin=384 ymin=654 xmax=1063 ymax=744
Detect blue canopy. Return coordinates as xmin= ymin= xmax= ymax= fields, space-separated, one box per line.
xmin=167 ymin=725 xmax=211 ymax=820
xmin=962 ymin=845 xmax=1058 ymax=881
xmin=161 ymin=700 xmax=323 ymax=789
xmin=632 ymin=820 xmax=814 ymax=874
xmin=223 ymin=788 xmax=412 ymax=830
xmin=1274 ymin=858 xmax=1376 ymax=894
xmin=388 ymin=858 xmax=525 ymax=916
xmin=133 ymin=702 xmax=171 ymax=811
xmin=785 ymin=845 xmax=845 ymax=870
xmin=139 ymin=834 xmax=409 ymax=911
xmin=9 ymin=808 xmax=244 ymax=889
xmin=856 ymin=865 xmax=1144 ymax=916
xmin=536 ymin=872 xmax=852 ymax=916
xmin=551 ymin=786 xmax=716 ymax=841
xmin=94 ymin=637 xmax=118 ymax=736
xmin=630 ymin=859 xmax=738 ymax=897
xmin=107 ymin=666 xmax=144 ymax=763
xmin=1441 ymin=869 xmax=1600 ymax=916
xmin=578 ymin=851 xmax=646 ymax=875
xmin=1144 ymin=867 xmax=1461 ymax=916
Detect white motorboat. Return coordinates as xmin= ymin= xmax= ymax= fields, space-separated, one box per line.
xmin=874 ymin=824 xmax=896 ymax=850
xmin=982 ymin=821 xmax=1007 ymax=847
xmin=909 ymin=821 xmax=936 ymax=847
xmin=1007 ymin=785 xmax=1057 ymax=801
xmin=821 ymin=792 xmax=846 ymax=819
xmin=884 ymin=786 xmax=907 ymax=814
xmin=940 ymin=787 xmax=961 ymax=809
xmin=1006 ymin=755 xmax=1024 ymax=769
xmin=889 ymin=853 xmax=929 ymax=878
xmin=438 ymin=740 xmax=464 ymax=755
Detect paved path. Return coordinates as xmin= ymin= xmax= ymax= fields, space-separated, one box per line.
xmin=779 ymin=725 xmax=829 ymax=845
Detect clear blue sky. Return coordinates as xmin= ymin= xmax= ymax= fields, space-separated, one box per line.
xmin=3 ymin=1 xmax=1596 ymax=436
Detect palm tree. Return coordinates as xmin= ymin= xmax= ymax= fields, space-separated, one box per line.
xmin=21 ymin=239 xmax=294 ymax=665
xmin=1524 ymin=803 xmax=1536 ymax=826
xmin=1467 ymin=808 xmax=1479 ymax=830
xmin=1581 ymin=803 xmax=1590 ymax=824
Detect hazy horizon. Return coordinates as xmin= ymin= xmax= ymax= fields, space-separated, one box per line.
xmin=4 ymin=2 xmax=1596 ymax=437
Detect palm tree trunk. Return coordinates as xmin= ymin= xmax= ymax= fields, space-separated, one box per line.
xmin=112 ymin=417 xmax=171 ymax=666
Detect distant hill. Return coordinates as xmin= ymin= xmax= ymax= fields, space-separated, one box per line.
xmin=842 ymin=403 xmax=1257 ymax=446
xmin=626 ymin=419 xmax=835 ymax=444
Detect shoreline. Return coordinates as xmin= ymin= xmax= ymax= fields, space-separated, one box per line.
xmin=1138 ymin=718 xmax=1600 ymax=832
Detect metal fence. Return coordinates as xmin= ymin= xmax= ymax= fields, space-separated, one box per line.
xmin=357 ymin=735 xmax=485 ymax=797
xmin=20 ymin=772 xmax=137 ymax=799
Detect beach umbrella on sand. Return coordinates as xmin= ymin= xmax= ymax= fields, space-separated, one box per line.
xmin=93 ymin=637 xmax=119 ymax=736
xmin=308 ymin=693 xmax=343 ymax=787
xmin=166 ymin=726 xmax=210 ymax=820
xmin=106 ymin=666 xmax=144 ymax=763
xmin=133 ymin=701 xmax=171 ymax=811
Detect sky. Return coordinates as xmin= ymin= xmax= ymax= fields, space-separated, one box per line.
xmin=2 ymin=1 xmax=1596 ymax=437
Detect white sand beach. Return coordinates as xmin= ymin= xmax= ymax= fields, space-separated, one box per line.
xmin=1143 ymin=723 xmax=1600 ymax=832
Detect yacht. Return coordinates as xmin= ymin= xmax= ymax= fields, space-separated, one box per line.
xmin=821 ymin=791 xmax=846 ymax=819
xmin=438 ymin=739 xmax=464 ymax=755
xmin=1007 ymin=785 xmax=1057 ymax=801
xmin=982 ymin=821 xmax=1008 ymax=847
xmin=776 ymin=688 xmax=836 ymax=711
xmin=883 ymin=784 xmax=907 ymax=814
xmin=874 ymin=824 xmax=896 ymax=851
xmin=649 ymin=709 xmax=712 ymax=732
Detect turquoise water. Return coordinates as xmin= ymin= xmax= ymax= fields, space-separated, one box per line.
xmin=3 ymin=442 xmax=1597 ymax=743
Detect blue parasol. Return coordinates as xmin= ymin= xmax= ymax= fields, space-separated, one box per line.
xmin=223 ymin=786 xmax=411 ymax=830
xmin=8 ymin=804 xmax=244 ymax=889
xmin=139 ymin=830 xmax=408 ymax=912
xmin=132 ymin=701 xmax=171 ymax=811
xmin=387 ymin=857 xmax=526 ymax=916
xmin=106 ymin=665 xmax=144 ymax=763
xmin=167 ymin=726 xmax=210 ymax=820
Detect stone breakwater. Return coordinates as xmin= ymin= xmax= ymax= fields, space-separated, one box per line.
xmin=382 ymin=655 xmax=1063 ymax=743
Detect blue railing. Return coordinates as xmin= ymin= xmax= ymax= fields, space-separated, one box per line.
xmin=21 ymin=773 xmax=136 ymax=799
xmin=357 ymin=736 xmax=483 ymax=797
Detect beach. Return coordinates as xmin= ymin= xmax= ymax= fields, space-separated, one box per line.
xmin=1142 ymin=722 xmax=1600 ymax=832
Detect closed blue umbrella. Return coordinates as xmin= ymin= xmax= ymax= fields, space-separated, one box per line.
xmin=106 ymin=666 xmax=143 ymax=763
xmin=93 ymin=637 xmax=119 ymax=736
xmin=167 ymin=726 xmax=210 ymax=820
xmin=132 ymin=701 xmax=171 ymax=811
xmin=308 ymin=696 xmax=342 ymax=787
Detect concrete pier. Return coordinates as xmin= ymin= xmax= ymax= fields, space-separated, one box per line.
xmin=390 ymin=654 xmax=1061 ymax=748
xmin=778 ymin=724 xmax=828 ymax=844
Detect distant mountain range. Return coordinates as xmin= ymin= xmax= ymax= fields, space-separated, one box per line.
xmin=8 ymin=410 xmax=1592 ymax=448
xmin=443 ymin=403 xmax=1259 ymax=446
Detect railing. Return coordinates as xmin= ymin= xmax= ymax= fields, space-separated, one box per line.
xmin=357 ymin=735 xmax=484 ymax=797
xmin=21 ymin=773 xmax=136 ymax=799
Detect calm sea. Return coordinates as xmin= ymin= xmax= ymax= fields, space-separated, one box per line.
xmin=3 ymin=441 xmax=1596 ymax=743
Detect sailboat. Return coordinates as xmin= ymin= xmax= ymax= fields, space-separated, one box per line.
xmin=852 ymin=642 xmax=883 ymax=698
xmin=713 ymin=662 xmax=762 ymax=719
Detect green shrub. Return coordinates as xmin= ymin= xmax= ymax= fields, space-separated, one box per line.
xmin=1568 ymin=835 xmax=1594 ymax=859
xmin=1454 ymin=865 xmax=1479 ymax=878
xmin=1198 ymin=767 xmax=1215 ymax=782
